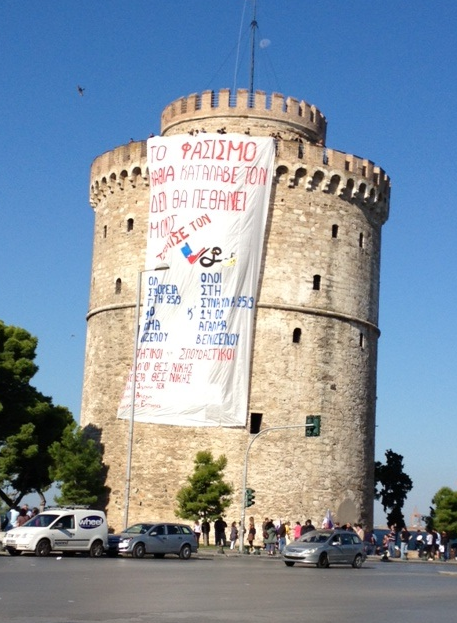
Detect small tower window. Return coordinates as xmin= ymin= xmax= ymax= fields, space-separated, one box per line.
xmin=103 ymin=225 xmax=107 ymax=239
xmin=359 ymin=332 xmax=365 ymax=349
xmin=332 ymin=224 xmax=339 ymax=238
xmin=127 ymin=218 xmax=134 ymax=232
xmin=313 ymin=275 xmax=321 ymax=291
xmin=115 ymin=278 xmax=122 ymax=294
xmin=359 ymin=233 xmax=364 ymax=248
xmin=250 ymin=413 xmax=262 ymax=434
xmin=292 ymin=328 xmax=302 ymax=344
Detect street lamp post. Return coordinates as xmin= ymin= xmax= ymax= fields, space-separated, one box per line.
xmin=123 ymin=265 xmax=168 ymax=530
xmin=238 ymin=422 xmax=317 ymax=553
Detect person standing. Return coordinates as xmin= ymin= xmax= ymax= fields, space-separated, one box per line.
xmin=214 ymin=516 xmax=227 ymax=547
xmin=247 ymin=519 xmax=256 ymax=551
xmin=300 ymin=519 xmax=315 ymax=536
xmin=440 ymin=531 xmax=450 ymax=561
xmin=293 ymin=521 xmax=302 ymax=540
xmin=201 ymin=519 xmax=210 ymax=546
xmin=277 ymin=521 xmax=287 ymax=553
xmin=263 ymin=520 xmax=277 ymax=556
xmin=400 ymin=526 xmax=410 ymax=560
xmin=387 ymin=526 xmax=397 ymax=558
xmin=193 ymin=519 xmax=202 ymax=546
xmin=229 ymin=521 xmax=239 ymax=550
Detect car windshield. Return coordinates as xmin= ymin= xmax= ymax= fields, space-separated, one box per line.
xmin=22 ymin=514 xmax=60 ymax=528
xmin=124 ymin=523 xmax=153 ymax=535
xmin=300 ymin=530 xmax=332 ymax=543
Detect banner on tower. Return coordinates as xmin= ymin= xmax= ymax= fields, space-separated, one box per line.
xmin=117 ymin=133 xmax=275 ymax=427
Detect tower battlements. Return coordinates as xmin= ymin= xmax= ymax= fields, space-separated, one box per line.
xmin=161 ymin=88 xmax=327 ymax=143
xmin=89 ymin=138 xmax=389 ymax=224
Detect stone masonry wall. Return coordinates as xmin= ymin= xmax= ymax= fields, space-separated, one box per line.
xmin=81 ymin=89 xmax=390 ymax=532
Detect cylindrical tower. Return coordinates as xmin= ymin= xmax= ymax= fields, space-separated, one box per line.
xmin=81 ymin=89 xmax=390 ymax=531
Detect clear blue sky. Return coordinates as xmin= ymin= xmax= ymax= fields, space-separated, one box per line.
xmin=1 ymin=0 xmax=456 ymax=525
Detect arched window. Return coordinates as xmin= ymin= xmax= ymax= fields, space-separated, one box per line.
xmin=127 ymin=218 xmax=134 ymax=232
xmin=292 ymin=328 xmax=301 ymax=344
xmin=313 ymin=275 xmax=321 ymax=291
xmin=115 ymin=278 xmax=122 ymax=294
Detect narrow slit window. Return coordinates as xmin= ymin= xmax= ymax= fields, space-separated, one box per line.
xmin=293 ymin=328 xmax=301 ymax=344
xmin=359 ymin=233 xmax=364 ymax=248
xmin=359 ymin=332 xmax=365 ymax=349
xmin=115 ymin=278 xmax=122 ymax=294
xmin=250 ymin=413 xmax=262 ymax=434
xmin=313 ymin=275 xmax=321 ymax=291
xmin=103 ymin=225 xmax=107 ymax=238
xmin=332 ymin=224 xmax=338 ymax=238
xmin=127 ymin=218 xmax=134 ymax=232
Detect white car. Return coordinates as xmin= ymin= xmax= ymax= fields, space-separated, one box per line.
xmin=4 ymin=507 xmax=108 ymax=557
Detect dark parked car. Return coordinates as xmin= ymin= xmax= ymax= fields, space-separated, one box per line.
xmin=111 ymin=522 xmax=198 ymax=559
xmin=282 ymin=529 xmax=366 ymax=568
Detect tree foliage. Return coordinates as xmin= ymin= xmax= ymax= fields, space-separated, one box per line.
xmin=49 ymin=422 xmax=107 ymax=506
xmin=175 ymin=450 xmax=233 ymax=520
xmin=431 ymin=487 xmax=457 ymax=537
xmin=0 ymin=320 xmax=106 ymax=509
xmin=374 ymin=449 xmax=413 ymax=528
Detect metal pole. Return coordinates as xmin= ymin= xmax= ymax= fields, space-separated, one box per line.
xmin=123 ymin=269 xmax=143 ymax=530
xmin=238 ymin=423 xmax=313 ymax=554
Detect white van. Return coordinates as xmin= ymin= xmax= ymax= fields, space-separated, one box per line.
xmin=4 ymin=507 xmax=108 ymax=557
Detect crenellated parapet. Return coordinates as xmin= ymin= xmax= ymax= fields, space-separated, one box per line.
xmin=161 ymin=89 xmax=327 ymax=143
xmin=274 ymin=141 xmax=390 ymax=224
xmin=89 ymin=137 xmax=390 ymax=223
xmin=89 ymin=141 xmax=149 ymax=207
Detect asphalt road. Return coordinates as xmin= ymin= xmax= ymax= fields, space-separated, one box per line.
xmin=1 ymin=553 xmax=456 ymax=623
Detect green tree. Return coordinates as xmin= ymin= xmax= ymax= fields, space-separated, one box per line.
xmin=0 ymin=320 xmax=106 ymax=509
xmin=374 ymin=449 xmax=413 ymax=528
xmin=49 ymin=422 xmax=107 ymax=506
xmin=175 ymin=450 xmax=233 ymax=521
xmin=431 ymin=487 xmax=457 ymax=537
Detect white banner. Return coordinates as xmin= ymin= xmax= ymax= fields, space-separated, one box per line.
xmin=118 ymin=134 xmax=275 ymax=426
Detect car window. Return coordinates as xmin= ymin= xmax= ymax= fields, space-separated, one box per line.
xmin=151 ymin=524 xmax=165 ymax=536
xmin=340 ymin=534 xmax=352 ymax=545
xmin=166 ymin=525 xmax=181 ymax=535
xmin=126 ymin=523 xmax=152 ymax=535
xmin=181 ymin=525 xmax=192 ymax=535
xmin=26 ymin=514 xmax=59 ymax=528
xmin=56 ymin=515 xmax=75 ymax=530
xmin=351 ymin=534 xmax=361 ymax=544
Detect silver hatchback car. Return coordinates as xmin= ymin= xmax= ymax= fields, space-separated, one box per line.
xmin=114 ymin=522 xmax=198 ymax=559
xmin=282 ymin=529 xmax=366 ymax=568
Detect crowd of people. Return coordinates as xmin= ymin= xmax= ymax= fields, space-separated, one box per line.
xmin=190 ymin=516 xmax=456 ymax=562
xmin=191 ymin=516 xmax=376 ymax=555
xmin=2 ymin=504 xmax=39 ymax=531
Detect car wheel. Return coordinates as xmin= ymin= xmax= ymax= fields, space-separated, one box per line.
xmin=316 ymin=553 xmax=329 ymax=568
xmin=90 ymin=540 xmax=105 ymax=557
xmin=153 ymin=553 xmax=165 ymax=558
xmin=132 ymin=542 xmax=146 ymax=558
xmin=352 ymin=554 xmax=363 ymax=569
xmin=179 ymin=544 xmax=192 ymax=560
xmin=6 ymin=547 xmax=21 ymax=556
xmin=35 ymin=539 xmax=52 ymax=557
xmin=284 ymin=561 xmax=295 ymax=567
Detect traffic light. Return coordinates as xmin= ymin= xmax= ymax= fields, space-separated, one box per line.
xmin=245 ymin=487 xmax=256 ymax=507
xmin=305 ymin=415 xmax=321 ymax=437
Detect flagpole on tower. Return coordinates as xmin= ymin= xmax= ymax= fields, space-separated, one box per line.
xmin=249 ymin=0 xmax=258 ymax=99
